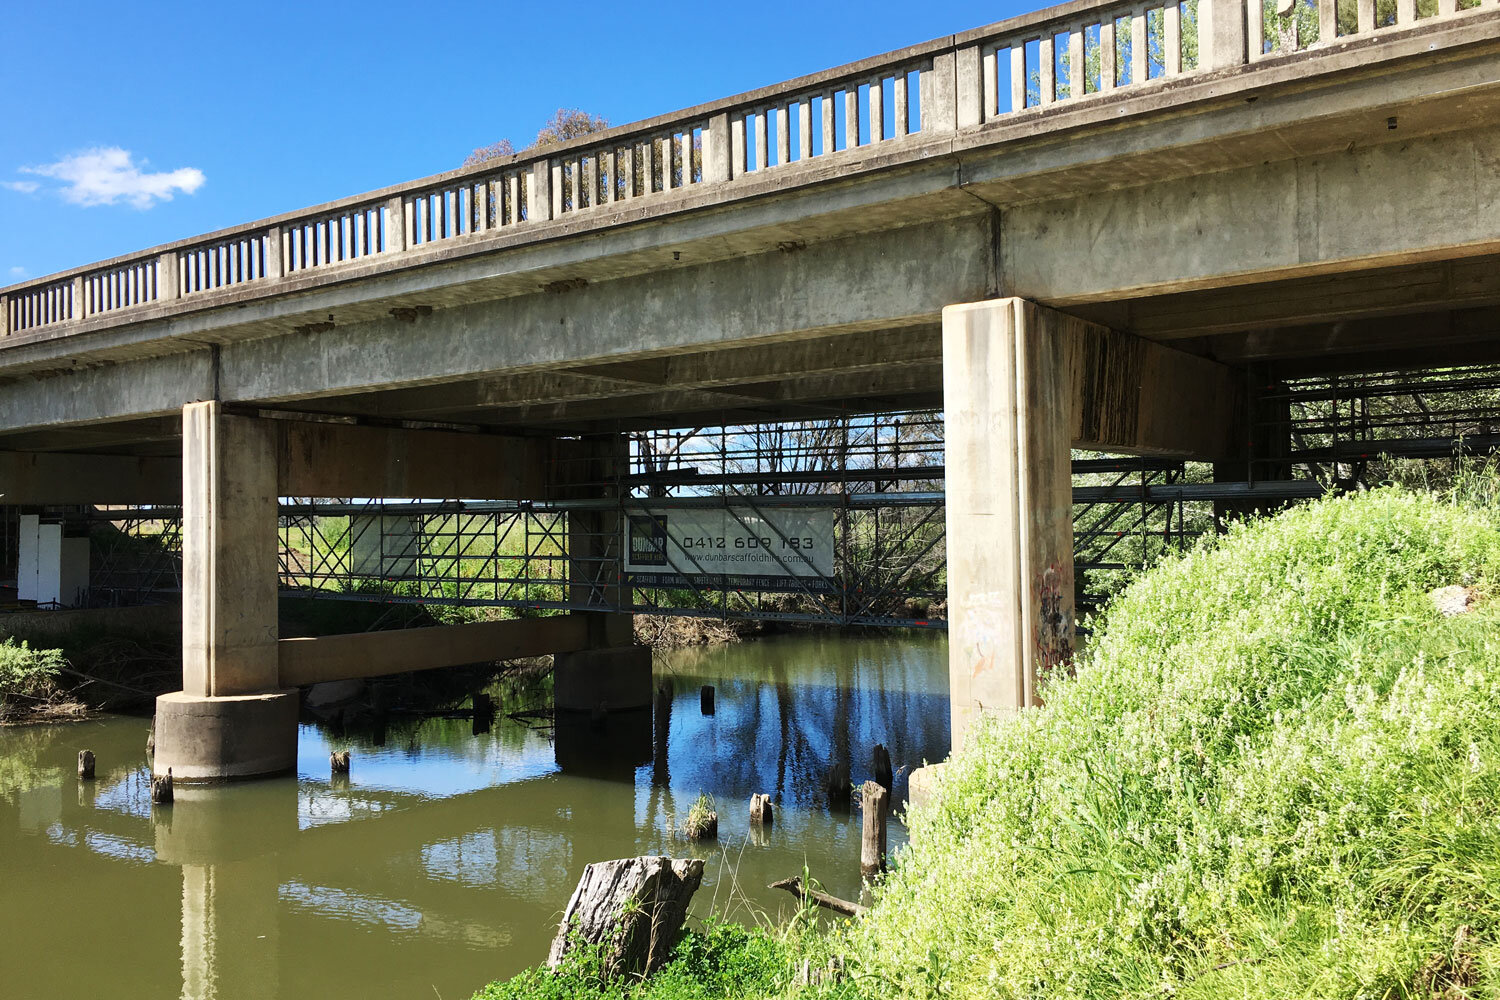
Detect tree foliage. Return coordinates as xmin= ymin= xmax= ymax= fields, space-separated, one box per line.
xmin=463 ymin=108 xmax=612 ymax=168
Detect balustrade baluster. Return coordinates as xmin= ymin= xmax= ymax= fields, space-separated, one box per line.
xmin=1165 ymin=5 xmax=1181 ymax=73
xmin=1101 ymin=18 xmax=1116 ymax=88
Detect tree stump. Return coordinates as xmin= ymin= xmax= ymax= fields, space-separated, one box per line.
xmin=861 ymin=780 xmax=888 ymax=877
xmin=871 ymin=744 xmax=893 ymax=794
xmin=151 ymin=769 xmax=173 ymax=805
xmin=77 ymin=750 xmax=95 ymax=781
xmin=330 ymin=750 xmax=351 ymax=776
xmin=546 ymin=856 xmax=705 ymax=980
xmin=750 ymin=793 xmax=774 ymax=826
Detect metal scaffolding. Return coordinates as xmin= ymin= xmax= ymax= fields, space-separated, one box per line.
xmin=17 ymin=362 xmax=1500 ymax=625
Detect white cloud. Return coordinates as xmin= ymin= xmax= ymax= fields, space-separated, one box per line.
xmin=1 ymin=180 xmax=39 ymax=193
xmin=19 ymin=147 xmax=204 ymax=209
xmin=8 ymin=266 xmax=28 ymax=278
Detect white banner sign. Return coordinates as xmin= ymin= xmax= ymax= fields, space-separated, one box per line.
xmin=624 ymin=507 xmax=835 ymax=590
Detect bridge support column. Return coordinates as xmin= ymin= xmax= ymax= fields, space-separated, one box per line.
xmin=942 ymin=298 xmax=1240 ymax=751
xmin=554 ymin=436 xmax=650 ymax=712
xmin=943 ymin=299 xmax=1076 ymax=748
xmin=154 ymin=401 xmax=296 ymax=782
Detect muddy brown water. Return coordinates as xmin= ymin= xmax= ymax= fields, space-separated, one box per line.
xmin=0 ymin=631 xmax=948 ymax=1000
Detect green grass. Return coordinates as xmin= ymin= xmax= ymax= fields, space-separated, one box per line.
xmin=837 ymin=483 xmax=1500 ymax=999
xmin=474 ymin=478 xmax=1500 ymax=999
xmin=472 ymin=921 xmax=821 ymax=1000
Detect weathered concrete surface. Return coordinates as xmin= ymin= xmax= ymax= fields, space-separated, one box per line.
xmin=0 ymin=451 xmax=179 ymax=503
xmin=944 ymin=299 xmax=1076 ymax=745
xmin=554 ymin=646 xmax=653 ymax=712
xmin=906 ymin=762 xmax=947 ymax=813
xmin=181 ymin=402 xmax=278 ymax=698
xmin=943 ymin=298 xmax=1239 ymax=747
xmin=0 ymin=604 xmax=179 ymax=645
xmin=152 ymin=690 xmax=298 ymax=781
xmin=274 ymin=419 xmax=590 ymax=499
xmin=0 ymin=216 xmax=989 ymax=436
xmin=1004 ymin=122 xmax=1500 ymax=306
xmin=277 ymin=615 xmax=593 ymax=687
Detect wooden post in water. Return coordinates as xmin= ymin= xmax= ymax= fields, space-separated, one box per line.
xmin=472 ymin=692 xmax=493 ymax=735
xmin=825 ymin=762 xmax=851 ymax=807
xmin=77 ymin=750 xmax=95 ymax=781
xmin=871 ymin=744 xmax=893 ymax=793
xmin=860 ymin=780 xmax=889 ymax=876
xmin=700 ymin=685 xmax=715 ymax=715
xmin=331 ymin=750 xmax=351 ymax=776
xmin=750 ymin=793 xmax=774 ymax=826
xmin=152 ymin=769 xmax=174 ymax=805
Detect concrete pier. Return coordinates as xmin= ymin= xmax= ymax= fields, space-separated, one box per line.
xmin=154 ymin=401 xmax=294 ymax=781
xmin=942 ymin=299 xmax=1239 ymax=746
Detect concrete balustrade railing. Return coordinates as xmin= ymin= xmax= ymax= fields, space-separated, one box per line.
xmin=0 ymin=0 xmax=1489 ymax=340
xmin=1252 ymin=0 xmax=1496 ymax=58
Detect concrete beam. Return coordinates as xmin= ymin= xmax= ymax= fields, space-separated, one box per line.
xmin=277 ymin=614 xmax=592 ymax=686
xmin=272 ymin=419 xmax=586 ymax=499
xmin=0 ymin=217 xmax=991 ymax=434
xmin=307 ymin=326 xmax=942 ymax=419
xmin=0 ymin=451 xmax=180 ymax=504
xmin=1004 ymin=124 xmax=1500 ymax=307
xmin=1068 ymin=323 xmax=1241 ymax=459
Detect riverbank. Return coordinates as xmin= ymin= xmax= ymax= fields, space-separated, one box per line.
xmin=479 ymin=480 xmax=1500 ymax=999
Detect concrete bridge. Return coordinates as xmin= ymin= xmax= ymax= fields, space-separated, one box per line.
xmin=3 ymin=0 xmax=1499 ymax=779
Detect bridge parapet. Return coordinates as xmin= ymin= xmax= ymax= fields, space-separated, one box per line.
xmin=1 ymin=0 xmax=1492 ymax=341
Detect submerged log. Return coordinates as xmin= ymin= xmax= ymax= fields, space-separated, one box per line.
xmin=151 ymin=769 xmax=173 ymax=805
xmin=547 ymin=856 xmax=705 ymax=980
xmin=77 ymin=750 xmax=95 ymax=781
xmin=770 ymin=876 xmax=867 ymax=917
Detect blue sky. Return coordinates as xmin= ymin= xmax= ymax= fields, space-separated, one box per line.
xmin=0 ymin=1 xmax=1033 ymax=285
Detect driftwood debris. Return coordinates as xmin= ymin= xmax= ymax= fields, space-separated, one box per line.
xmin=861 ymin=780 xmax=889 ymax=876
xmin=750 ymin=792 xmax=774 ymax=826
xmin=151 ymin=769 xmax=173 ymax=805
xmin=547 ymin=856 xmax=705 ymax=980
xmin=770 ymin=876 xmax=867 ymax=917
xmin=77 ymin=750 xmax=96 ymax=781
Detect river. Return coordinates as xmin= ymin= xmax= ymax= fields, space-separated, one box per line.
xmin=0 ymin=631 xmax=947 ymax=1000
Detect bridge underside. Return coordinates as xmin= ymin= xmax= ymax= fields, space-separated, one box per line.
xmin=5 ymin=23 xmax=1500 ymax=777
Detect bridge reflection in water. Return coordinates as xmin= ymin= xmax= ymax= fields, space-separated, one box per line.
xmin=0 ymin=632 xmax=947 ymax=1000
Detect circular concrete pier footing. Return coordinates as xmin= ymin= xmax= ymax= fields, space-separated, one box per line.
xmin=152 ymin=690 xmax=299 ymax=782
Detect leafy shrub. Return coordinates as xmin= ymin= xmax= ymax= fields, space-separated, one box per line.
xmin=0 ymin=638 xmax=66 ymax=706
